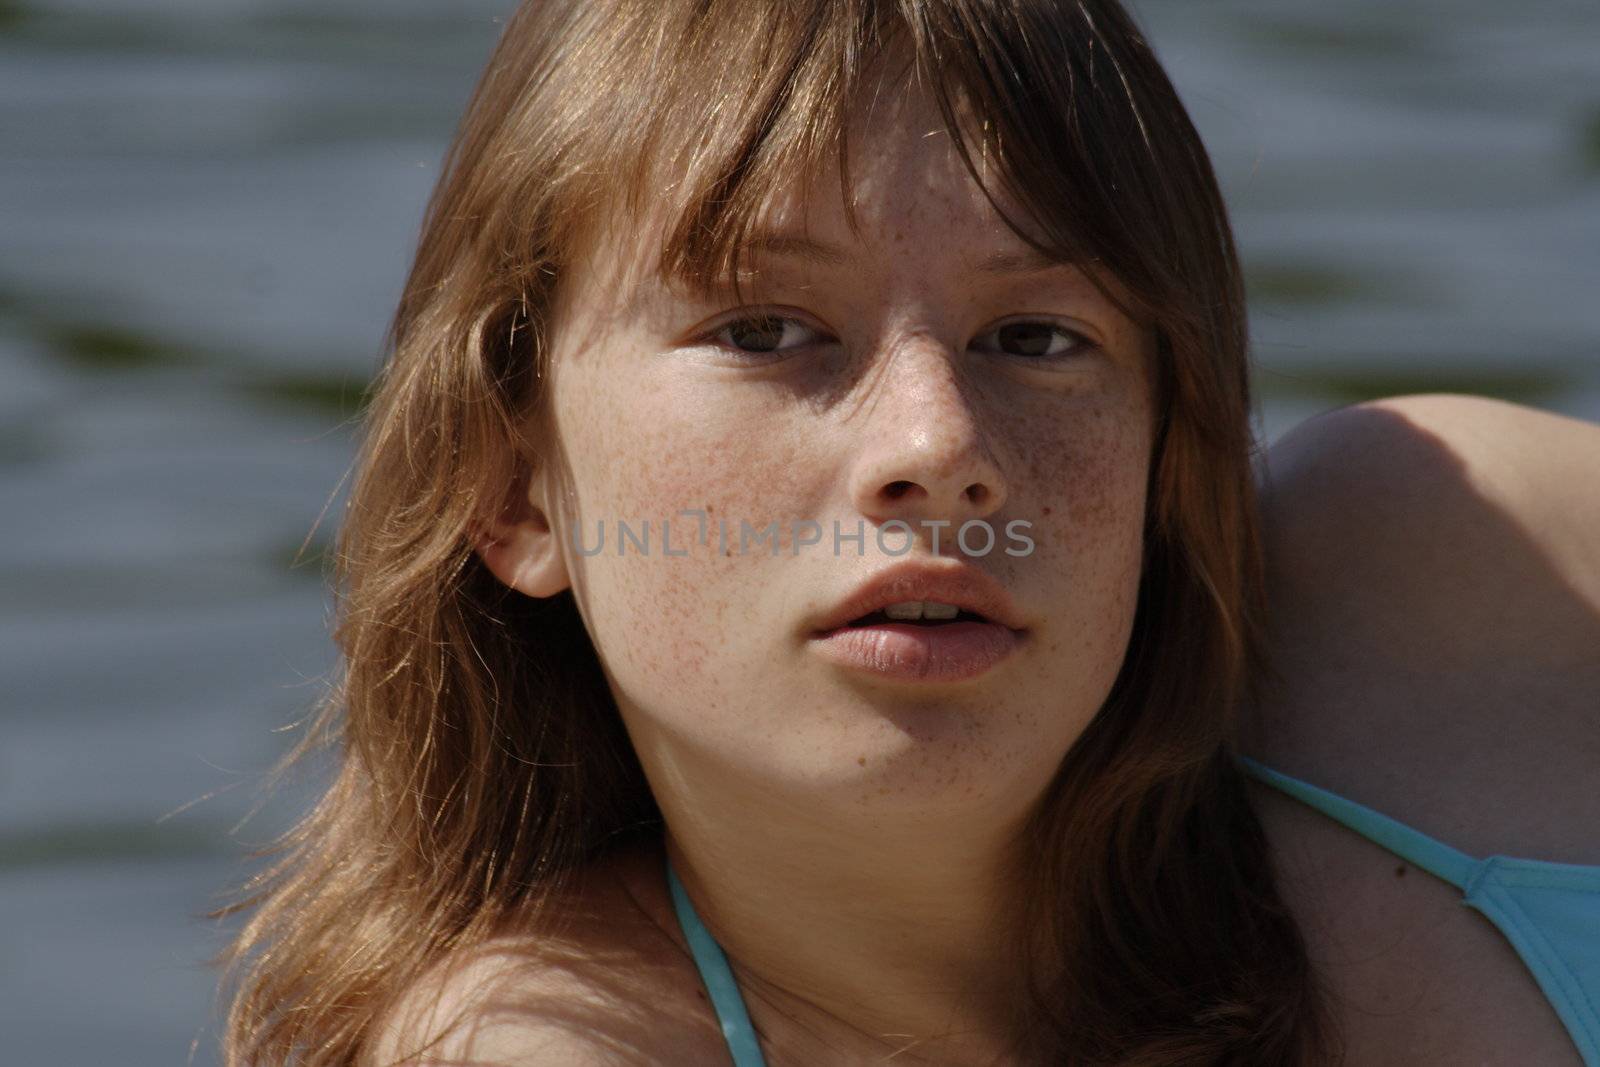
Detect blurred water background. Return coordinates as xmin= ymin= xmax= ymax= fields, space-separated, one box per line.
xmin=1 ymin=1 xmax=1596 ymax=1064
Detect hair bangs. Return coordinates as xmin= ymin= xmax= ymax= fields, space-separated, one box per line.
xmin=588 ymin=0 xmax=1175 ymax=331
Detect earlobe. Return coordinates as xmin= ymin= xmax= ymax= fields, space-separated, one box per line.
xmin=472 ymin=470 xmax=572 ymax=600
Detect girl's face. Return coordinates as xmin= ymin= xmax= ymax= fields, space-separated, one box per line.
xmin=533 ymin=82 xmax=1156 ymax=823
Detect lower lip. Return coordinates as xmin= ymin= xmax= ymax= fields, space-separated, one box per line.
xmin=808 ymin=621 xmax=1024 ymax=683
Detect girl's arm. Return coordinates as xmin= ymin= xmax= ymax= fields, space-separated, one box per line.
xmin=1240 ymin=393 xmax=1600 ymax=854
xmin=1255 ymin=391 xmax=1599 ymax=676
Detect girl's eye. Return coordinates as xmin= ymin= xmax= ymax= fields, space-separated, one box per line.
xmin=711 ymin=313 xmax=821 ymax=356
xmin=971 ymin=321 xmax=1093 ymax=361
xmin=703 ymin=313 xmax=1091 ymax=363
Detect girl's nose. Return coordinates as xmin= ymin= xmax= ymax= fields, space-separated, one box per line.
xmin=845 ymin=335 xmax=1009 ymax=533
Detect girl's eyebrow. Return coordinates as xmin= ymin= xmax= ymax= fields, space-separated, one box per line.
xmin=738 ymin=233 xmax=850 ymax=268
xmin=974 ymin=247 xmax=1088 ymax=276
xmin=653 ymin=232 xmax=1093 ymax=304
xmin=739 ymin=232 xmax=1084 ymax=276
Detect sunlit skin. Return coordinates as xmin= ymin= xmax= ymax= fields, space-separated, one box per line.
xmin=477 ymin=68 xmax=1159 ymax=1061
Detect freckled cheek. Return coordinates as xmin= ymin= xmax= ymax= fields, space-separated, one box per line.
xmin=1023 ymin=416 xmax=1150 ymax=625
xmin=572 ymin=372 xmax=804 ymax=522
xmin=599 ymin=423 xmax=804 ymax=560
xmin=1025 ymin=404 xmax=1149 ymax=533
xmin=560 ymin=384 xmax=799 ymax=691
xmin=1071 ymin=428 xmax=1149 ymax=537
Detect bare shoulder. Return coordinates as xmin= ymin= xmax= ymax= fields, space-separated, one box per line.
xmin=1239 ymin=394 xmax=1600 ymax=1064
xmin=1257 ymin=392 xmax=1600 ymax=612
xmin=1242 ymin=393 xmax=1600 ymax=861
xmin=364 ymin=838 xmax=725 ymax=1067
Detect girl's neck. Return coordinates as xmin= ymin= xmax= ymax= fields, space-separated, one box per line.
xmin=614 ymin=810 xmax=1032 ymax=1065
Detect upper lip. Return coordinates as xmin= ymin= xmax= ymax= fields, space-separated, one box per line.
xmin=809 ymin=559 xmax=1027 ymax=634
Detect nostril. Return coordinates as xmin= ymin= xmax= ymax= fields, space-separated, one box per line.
xmin=883 ymin=480 xmax=917 ymax=500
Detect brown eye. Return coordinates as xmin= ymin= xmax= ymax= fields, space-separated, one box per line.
xmin=998 ymin=323 xmax=1056 ymax=356
xmin=973 ymin=321 xmax=1091 ymax=360
xmin=711 ymin=313 xmax=820 ymax=357
xmin=724 ymin=316 xmax=790 ymax=353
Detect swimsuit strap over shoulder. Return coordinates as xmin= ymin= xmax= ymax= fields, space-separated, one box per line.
xmin=1235 ymin=752 xmax=1600 ymax=1066
xmin=664 ymin=852 xmax=770 ymax=1067
xmin=1234 ymin=752 xmax=1479 ymax=889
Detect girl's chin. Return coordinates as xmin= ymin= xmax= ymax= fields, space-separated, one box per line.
xmin=750 ymin=719 xmax=1043 ymax=800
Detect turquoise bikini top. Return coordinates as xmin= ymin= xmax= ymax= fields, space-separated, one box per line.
xmin=1236 ymin=754 xmax=1600 ymax=1066
xmin=667 ymin=756 xmax=1600 ymax=1067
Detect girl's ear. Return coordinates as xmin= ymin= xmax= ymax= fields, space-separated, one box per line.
xmin=471 ymin=465 xmax=571 ymax=599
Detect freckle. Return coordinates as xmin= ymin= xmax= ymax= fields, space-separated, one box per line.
xmin=1041 ymin=506 xmax=1052 ymax=516
xmin=706 ymin=504 xmax=713 ymax=514
xmin=857 ymin=756 xmax=866 ymax=766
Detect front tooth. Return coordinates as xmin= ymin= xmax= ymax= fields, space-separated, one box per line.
xmin=881 ymin=601 xmax=962 ymax=620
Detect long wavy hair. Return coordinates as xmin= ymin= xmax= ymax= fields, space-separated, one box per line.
xmin=216 ymin=1 xmax=1342 ymax=1063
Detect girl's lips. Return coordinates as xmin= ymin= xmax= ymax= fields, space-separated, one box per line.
xmin=807 ymin=560 xmax=1027 ymax=634
xmin=807 ymin=619 xmax=1023 ymax=683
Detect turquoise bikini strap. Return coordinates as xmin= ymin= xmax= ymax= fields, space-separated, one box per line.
xmin=664 ymin=853 xmax=769 ymax=1067
xmin=1235 ymin=753 xmax=1480 ymax=890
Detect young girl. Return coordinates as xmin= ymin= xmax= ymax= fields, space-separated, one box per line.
xmin=218 ymin=1 xmax=1600 ymax=1064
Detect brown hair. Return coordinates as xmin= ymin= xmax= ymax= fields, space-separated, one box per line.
xmin=216 ymin=1 xmax=1341 ymax=1063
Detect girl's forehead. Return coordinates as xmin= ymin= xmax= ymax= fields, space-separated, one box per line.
xmin=562 ymin=68 xmax=1121 ymax=320
xmin=636 ymin=158 xmax=1038 ymax=292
